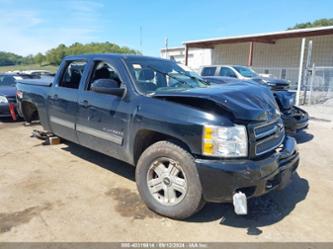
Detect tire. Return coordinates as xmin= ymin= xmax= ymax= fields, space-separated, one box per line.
xmin=136 ymin=141 xmax=205 ymax=219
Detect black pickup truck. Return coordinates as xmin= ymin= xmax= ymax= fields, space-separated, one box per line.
xmin=16 ymin=54 xmax=299 ymax=219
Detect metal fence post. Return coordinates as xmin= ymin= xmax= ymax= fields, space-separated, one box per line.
xmin=296 ymin=38 xmax=306 ymax=106
xmin=308 ymin=64 xmax=315 ymax=105
xmin=303 ymin=40 xmax=313 ymax=104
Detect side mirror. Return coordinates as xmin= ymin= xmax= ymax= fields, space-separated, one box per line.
xmin=90 ymin=79 xmax=125 ymax=97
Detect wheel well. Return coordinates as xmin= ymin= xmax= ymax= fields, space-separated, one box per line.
xmin=22 ymin=101 xmax=39 ymax=122
xmin=133 ymin=129 xmax=191 ymax=164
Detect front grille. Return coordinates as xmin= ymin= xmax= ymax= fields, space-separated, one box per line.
xmin=249 ymin=118 xmax=285 ymax=157
xmin=270 ymin=85 xmax=289 ymax=91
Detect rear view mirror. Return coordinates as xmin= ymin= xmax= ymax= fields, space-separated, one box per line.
xmin=90 ymin=79 xmax=125 ymax=97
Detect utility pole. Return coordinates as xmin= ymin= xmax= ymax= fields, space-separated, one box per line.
xmin=139 ymin=26 xmax=143 ymax=49
xmin=165 ymin=37 xmax=168 ymax=59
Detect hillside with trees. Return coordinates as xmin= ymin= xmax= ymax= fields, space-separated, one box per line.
xmin=0 ymin=42 xmax=140 ymax=67
xmin=288 ymin=18 xmax=333 ymax=30
xmin=0 ymin=52 xmax=23 ymax=66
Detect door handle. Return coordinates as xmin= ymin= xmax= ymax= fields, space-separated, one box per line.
xmin=80 ymin=100 xmax=89 ymax=108
xmin=51 ymin=94 xmax=58 ymax=100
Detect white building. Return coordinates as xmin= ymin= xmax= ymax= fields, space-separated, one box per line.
xmin=161 ymin=26 xmax=333 ymax=88
xmin=160 ymin=47 xmax=211 ymax=71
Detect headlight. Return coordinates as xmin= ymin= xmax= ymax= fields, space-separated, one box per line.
xmin=202 ymin=124 xmax=248 ymax=158
xmin=16 ymin=90 xmax=23 ymax=99
xmin=0 ymin=96 xmax=8 ymax=104
xmin=289 ymin=97 xmax=295 ymax=106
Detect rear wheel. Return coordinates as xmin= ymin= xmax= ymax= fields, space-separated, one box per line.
xmin=22 ymin=102 xmax=39 ymax=123
xmin=136 ymin=141 xmax=205 ymax=219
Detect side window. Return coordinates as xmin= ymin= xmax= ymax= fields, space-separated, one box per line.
xmin=3 ymin=76 xmax=16 ymax=86
xmin=219 ymin=67 xmax=237 ymax=78
xmin=59 ymin=60 xmax=87 ymax=89
xmin=201 ymin=67 xmax=217 ymax=76
xmin=88 ymin=61 xmax=121 ymax=90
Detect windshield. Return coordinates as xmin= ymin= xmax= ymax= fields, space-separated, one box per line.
xmin=125 ymin=58 xmax=209 ymax=95
xmin=233 ymin=66 xmax=258 ymax=78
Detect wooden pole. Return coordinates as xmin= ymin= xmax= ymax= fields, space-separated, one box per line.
xmin=184 ymin=45 xmax=189 ymax=66
xmin=247 ymin=41 xmax=254 ymax=66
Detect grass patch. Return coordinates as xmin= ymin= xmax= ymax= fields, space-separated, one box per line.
xmin=0 ymin=64 xmax=58 ymax=73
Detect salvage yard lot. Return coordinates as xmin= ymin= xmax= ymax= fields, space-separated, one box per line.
xmin=0 ymin=119 xmax=332 ymax=242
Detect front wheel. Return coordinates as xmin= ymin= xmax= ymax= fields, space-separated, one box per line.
xmin=136 ymin=141 xmax=205 ymax=219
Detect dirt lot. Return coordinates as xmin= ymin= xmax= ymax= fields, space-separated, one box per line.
xmin=0 ymin=118 xmax=332 ymax=242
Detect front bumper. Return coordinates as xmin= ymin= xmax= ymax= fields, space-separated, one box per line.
xmin=0 ymin=103 xmax=17 ymax=118
xmin=195 ymin=136 xmax=299 ymax=203
xmin=0 ymin=103 xmax=11 ymax=117
xmin=282 ymin=106 xmax=309 ymax=133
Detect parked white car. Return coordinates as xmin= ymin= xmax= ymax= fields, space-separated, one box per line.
xmin=21 ymin=70 xmax=54 ymax=76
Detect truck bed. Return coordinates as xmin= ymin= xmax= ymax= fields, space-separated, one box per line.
xmin=18 ymin=76 xmax=54 ymax=87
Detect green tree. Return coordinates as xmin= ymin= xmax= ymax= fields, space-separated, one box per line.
xmin=44 ymin=42 xmax=141 ymax=65
xmin=20 ymin=55 xmax=35 ymax=65
xmin=34 ymin=53 xmax=45 ymax=65
xmin=288 ymin=18 xmax=333 ymax=30
xmin=0 ymin=51 xmax=23 ymax=66
xmin=0 ymin=42 xmax=141 ymax=66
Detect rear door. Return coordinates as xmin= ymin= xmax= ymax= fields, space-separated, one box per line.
xmin=48 ymin=59 xmax=88 ymax=142
xmin=76 ymin=59 xmax=130 ymax=159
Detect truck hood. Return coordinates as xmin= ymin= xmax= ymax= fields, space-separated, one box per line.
xmin=153 ymin=82 xmax=279 ymax=122
xmin=0 ymin=86 xmax=16 ymax=97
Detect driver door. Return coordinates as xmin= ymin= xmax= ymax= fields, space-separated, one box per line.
xmin=76 ymin=60 xmax=129 ymax=158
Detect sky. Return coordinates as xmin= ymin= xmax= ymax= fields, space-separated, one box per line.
xmin=0 ymin=0 xmax=332 ymax=56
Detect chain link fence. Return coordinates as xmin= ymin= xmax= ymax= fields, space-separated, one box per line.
xmin=304 ymin=66 xmax=333 ymax=105
xmin=253 ymin=66 xmax=333 ymax=106
xmin=254 ymin=67 xmax=300 ymax=90
xmin=254 ymin=37 xmax=333 ymax=108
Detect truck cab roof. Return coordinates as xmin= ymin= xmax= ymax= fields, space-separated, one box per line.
xmin=63 ymin=53 xmax=170 ymax=62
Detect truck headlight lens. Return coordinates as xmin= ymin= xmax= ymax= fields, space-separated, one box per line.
xmin=0 ymin=96 xmax=8 ymax=104
xmin=16 ymin=90 xmax=23 ymax=99
xmin=202 ymin=125 xmax=248 ymax=158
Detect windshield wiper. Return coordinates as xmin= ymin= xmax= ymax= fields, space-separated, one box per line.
xmin=176 ymin=70 xmax=210 ymax=85
xmin=146 ymin=65 xmax=193 ymax=87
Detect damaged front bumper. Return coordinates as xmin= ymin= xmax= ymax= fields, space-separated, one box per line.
xmin=282 ymin=106 xmax=309 ymax=133
xmin=195 ymin=136 xmax=299 ymax=203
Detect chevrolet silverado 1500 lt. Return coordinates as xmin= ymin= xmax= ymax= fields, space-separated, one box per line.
xmin=16 ymin=54 xmax=299 ymax=219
